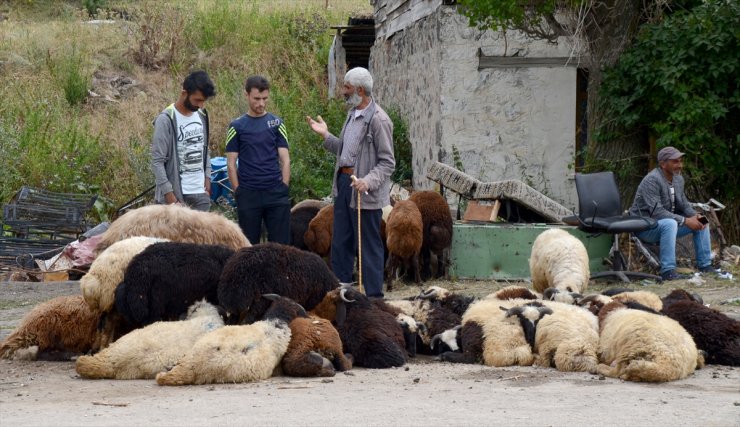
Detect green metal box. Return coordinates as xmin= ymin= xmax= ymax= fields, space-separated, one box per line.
xmin=449 ymin=223 xmax=612 ymax=280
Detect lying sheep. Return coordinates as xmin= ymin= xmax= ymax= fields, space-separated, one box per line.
xmin=533 ymin=301 xmax=599 ymax=372
xmin=115 ymin=242 xmax=235 ymax=327
xmin=440 ymin=297 xmax=537 ymax=367
xmin=156 ymin=294 xmax=302 ymax=386
xmin=543 ymin=288 xmax=583 ymax=305
xmin=418 ymin=286 xmax=478 ymax=317
xmin=384 ymin=199 xmax=423 ymax=290
xmin=529 ymin=228 xmax=590 ymax=294
xmin=408 ymin=191 xmax=453 ymax=279
xmin=304 ymin=204 xmax=334 ymax=259
xmin=80 ymin=236 xmax=166 ymax=348
xmin=500 ymin=302 xmax=553 ymax=350
xmin=218 ymin=242 xmax=339 ymax=324
xmin=95 ymin=204 xmax=250 ymax=255
xmin=290 ymin=199 xmax=329 ymax=250
xmin=0 ymin=296 xmax=101 ymax=360
xmin=311 ymin=287 xmax=407 ymax=369
xmin=661 ymin=289 xmax=740 ymax=366
xmin=611 ymin=290 xmax=663 ymax=312
xmin=282 ymin=313 xmax=353 ymax=377
xmin=596 ymin=300 xmax=704 ymax=382
xmin=75 ymin=300 xmax=224 ymax=379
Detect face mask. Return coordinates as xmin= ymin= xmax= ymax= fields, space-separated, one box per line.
xmin=344 ymin=91 xmax=362 ymax=108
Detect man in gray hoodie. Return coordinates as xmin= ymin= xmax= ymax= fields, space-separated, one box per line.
xmin=151 ymin=71 xmax=216 ymax=211
xmin=306 ymin=67 xmax=395 ymax=298
xmin=629 ymin=146 xmax=712 ymax=280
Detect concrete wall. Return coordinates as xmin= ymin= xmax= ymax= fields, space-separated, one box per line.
xmin=370 ymin=4 xmax=580 ymax=208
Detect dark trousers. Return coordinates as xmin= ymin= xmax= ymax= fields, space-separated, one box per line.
xmin=235 ymin=183 xmax=291 ymax=245
xmin=332 ymin=172 xmax=384 ymax=298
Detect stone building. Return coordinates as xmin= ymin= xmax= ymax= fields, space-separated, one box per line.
xmin=331 ymin=1 xmax=588 ymax=209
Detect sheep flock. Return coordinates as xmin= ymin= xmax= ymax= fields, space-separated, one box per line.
xmin=1 ymin=203 xmax=737 ymax=389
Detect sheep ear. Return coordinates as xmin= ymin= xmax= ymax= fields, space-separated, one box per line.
xmin=262 ymin=294 xmax=280 ymax=301
xmin=540 ymin=307 xmax=554 ymax=316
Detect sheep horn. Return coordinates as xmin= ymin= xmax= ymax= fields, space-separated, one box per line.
xmin=430 ymin=333 xmax=441 ymax=349
xmin=539 ymin=307 xmax=554 ymax=317
xmin=543 ymin=288 xmax=558 ymax=300
xmin=339 ymin=288 xmax=355 ymax=303
xmin=418 ymin=288 xmax=437 ymax=300
xmin=500 ymin=305 xmax=521 ymax=317
xmin=262 ymin=294 xmax=281 ymax=301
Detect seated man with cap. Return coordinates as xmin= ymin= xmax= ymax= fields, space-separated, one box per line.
xmin=629 ymin=146 xmax=712 ymax=281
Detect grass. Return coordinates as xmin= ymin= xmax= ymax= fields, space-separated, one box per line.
xmin=0 ymin=0 xmax=373 ymax=220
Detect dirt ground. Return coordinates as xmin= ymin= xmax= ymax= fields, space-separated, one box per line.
xmin=1 ymin=278 xmax=738 ymax=426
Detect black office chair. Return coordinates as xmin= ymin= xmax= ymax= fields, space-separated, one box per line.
xmin=571 ymin=171 xmax=662 ymax=283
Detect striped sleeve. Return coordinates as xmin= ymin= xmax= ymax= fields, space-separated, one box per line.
xmin=225 ymin=126 xmax=237 ymax=146
xmin=277 ymin=121 xmax=289 ymax=147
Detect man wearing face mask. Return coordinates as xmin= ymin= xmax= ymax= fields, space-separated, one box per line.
xmin=629 ymin=146 xmax=712 ymax=281
xmin=152 ymin=70 xmax=216 ymax=211
xmin=306 ymin=67 xmax=395 ymax=298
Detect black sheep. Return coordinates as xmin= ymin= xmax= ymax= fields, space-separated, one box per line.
xmin=218 ymin=243 xmax=340 ymax=325
xmin=311 ymin=287 xmax=407 ymax=369
xmin=661 ymin=289 xmax=740 ymax=366
xmin=289 ymin=200 xmax=327 ymax=250
xmin=114 ymin=242 xmax=235 ymax=327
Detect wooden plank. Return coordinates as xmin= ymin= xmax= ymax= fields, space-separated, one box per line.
xmin=478 ymin=56 xmax=588 ymax=69
xmin=489 ymin=200 xmax=501 ymax=221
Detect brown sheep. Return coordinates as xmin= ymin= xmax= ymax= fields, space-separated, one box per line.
xmin=94 ymin=204 xmax=250 ymax=255
xmin=408 ymin=191 xmax=453 ymax=280
xmin=304 ymin=204 xmax=334 ymax=259
xmin=384 ymin=199 xmax=423 ymax=291
xmin=282 ymin=315 xmax=353 ymax=377
xmin=0 ymin=295 xmax=101 ymax=360
xmin=290 ymin=199 xmax=330 ymax=250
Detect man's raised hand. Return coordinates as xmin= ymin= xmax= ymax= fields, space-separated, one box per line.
xmin=306 ymin=115 xmax=328 ymax=139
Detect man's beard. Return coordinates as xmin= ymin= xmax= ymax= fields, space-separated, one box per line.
xmin=184 ymin=97 xmax=200 ymax=112
xmin=344 ymin=92 xmax=362 ymax=108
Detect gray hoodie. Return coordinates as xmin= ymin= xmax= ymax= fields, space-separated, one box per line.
xmin=151 ymin=104 xmax=211 ymax=204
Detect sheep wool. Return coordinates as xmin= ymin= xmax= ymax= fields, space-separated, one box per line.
xmin=0 ymin=296 xmax=100 ymax=360
xmin=94 ymin=204 xmax=249 ymax=255
xmin=282 ymin=315 xmax=352 ymax=377
xmin=75 ymin=300 xmax=224 ymax=379
xmin=304 ymin=204 xmax=334 ymax=258
xmin=408 ymin=191 xmax=453 ymax=279
xmin=156 ymin=321 xmax=291 ymax=385
xmin=535 ymin=301 xmax=599 ymax=372
xmin=529 ymin=228 xmax=590 ymax=294
xmin=290 ymin=199 xmax=329 ymax=250
xmin=80 ymin=236 xmax=167 ymax=313
xmin=597 ymin=302 xmax=703 ymax=382
xmin=384 ymin=199 xmax=423 ymax=287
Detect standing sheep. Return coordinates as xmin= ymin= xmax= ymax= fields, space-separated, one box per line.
xmin=75 ymin=300 xmax=224 ymax=379
xmin=94 ymin=204 xmax=250 ymax=255
xmin=0 ymin=296 xmax=101 ymax=360
xmin=304 ymin=204 xmax=334 ymax=259
xmin=218 ymin=243 xmax=340 ymax=324
xmin=408 ymin=191 xmax=453 ymax=279
xmin=661 ymin=289 xmax=740 ymax=366
xmin=155 ymin=295 xmax=303 ymax=386
xmin=384 ymin=199 xmax=423 ymax=290
xmin=596 ymin=300 xmax=704 ymax=382
xmin=115 ymin=242 xmax=235 ymax=327
xmin=290 ymin=199 xmax=329 ymax=250
xmin=529 ymin=228 xmax=590 ymax=294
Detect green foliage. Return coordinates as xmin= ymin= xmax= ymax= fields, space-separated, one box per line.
xmin=456 ymin=0 xmax=581 ymax=33
xmin=597 ymin=0 xmax=739 ymax=200
xmin=82 ymin=0 xmax=107 ymax=17
xmin=46 ymin=45 xmax=90 ymax=106
xmin=387 ymin=108 xmax=412 ymax=185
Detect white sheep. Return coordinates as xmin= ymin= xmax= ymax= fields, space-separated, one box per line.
xmin=75 ymin=300 xmax=224 ymax=380
xmin=534 ymin=300 xmax=600 ymax=372
xmin=529 ymin=228 xmax=590 ymax=294
xmin=610 ymin=290 xmax=663 ymax=312
xmin=597 ymin=301 xmax=704 ymax=382
xmin=94 ymin=204 xmax=250 ymax=255
xmin=155 ymin=295 xmax=301 ymax=385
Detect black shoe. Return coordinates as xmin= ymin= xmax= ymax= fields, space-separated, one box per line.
xmin=660 ymin=270 xmax=691 ymax=281
xmin=698 ymin=265 xmax=717 ymax=274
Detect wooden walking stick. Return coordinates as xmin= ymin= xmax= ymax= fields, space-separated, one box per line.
xmin=350 ymin=175 xmax=364 ymax=294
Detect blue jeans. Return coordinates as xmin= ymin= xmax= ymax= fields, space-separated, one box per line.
xmin=635 ymin=218 xmax=711 ymax=274
xmin=332 ymin=172 xmax=384 ymax=298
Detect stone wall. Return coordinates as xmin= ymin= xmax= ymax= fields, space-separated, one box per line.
xmin=370 ymin=12 xmax=442 ymax=190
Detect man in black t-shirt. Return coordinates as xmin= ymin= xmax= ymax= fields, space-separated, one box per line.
xmin=226 ymin=76 xmax=290 ymax=244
